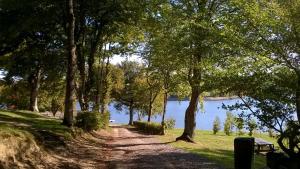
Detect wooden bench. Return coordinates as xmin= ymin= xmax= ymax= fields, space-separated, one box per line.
xmin=254 ymin=138 xmax=275 ymax=154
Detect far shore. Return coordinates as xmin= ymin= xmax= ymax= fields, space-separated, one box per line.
xmin=168 ymin=96 xmax=239 ymax=101
xmin=203 ymin=96 xmax=239 ymax=101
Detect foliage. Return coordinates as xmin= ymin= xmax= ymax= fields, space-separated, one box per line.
xmin=112 ymin=61 xmax=144 ymax=124
xmin=133 ymin=121 xmax=163 ymax=135
xmin=0 ymin=80 xmax=29 ymax=110
xmin=221 ymin=0 xmax=300 ymax=158
xmin=0 ymin=75 xmax=65 ymax=112
xmin=224 ymin=112 xmax=235 ymax=136
xmin=268 ymin=128 xmax=275 ymax=138
xmin=75 ymin=111 xmax=110 ymax=132
xmin=234 ymin=117 xmax=244 ymax=136
xmin=50 ymin=98 xmax=63 ymax=117
xmin=247 ymin=119 xmax=257 ymax=136
xmin=212 ymin=116 xmax=221 ymax=135
xmin=164 ymin=118 xmax=176 ymax=130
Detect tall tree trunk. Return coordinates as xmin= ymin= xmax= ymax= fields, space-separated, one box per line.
xmin=101 ymin=56 xmax=110 ymax=114
xmin=176 ymin=86 xmax=200 ymax=142
xmin=29 ymin=66 xmax=41 ymax=112
xmin=129 ymin=101 xmax=134 ymax=125
xmin=94 ymin=54 xmax=105 ymax=112
xmin=85 ymin=27 xmax=102 ymax=104
xmin=77 ymin=45 xmax=87 ymax=111
xmin=296 ymin=75 xmax=300 ymax=124
xmin=137 ymin=111 xmax=141 ymax=121
xmin=63 ymin=0 xmax=77 ymax=127
xmin=161 ymin=91 xmax=168 ymax=135
xmin=147 ymin=90 xmax=153 ymax=122
xmin=74 ymin=0 xmax=87 ymax=111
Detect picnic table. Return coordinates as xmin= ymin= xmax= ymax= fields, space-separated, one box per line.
xmin=254 ymin=138 xmax=275 ymax=154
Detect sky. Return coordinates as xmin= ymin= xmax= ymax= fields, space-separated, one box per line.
xmin=110 ymin=54 xmax=142 ymax=65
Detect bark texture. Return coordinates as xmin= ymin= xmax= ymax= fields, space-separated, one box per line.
xmin=176 ymin=87 xmax=200 ymax=142
xmin=296 ymin=75 xmax=300 ymax=124
xmin=29 ymin=66 xmax=41 ymax=112
xmin=161 ymin=92 xmax=168 ymax=135
xmin=147 ymin=90 xmax=153 ymax=122
xmin=129 ymin=101 xmax=134 ymax=125
xmin=63 ymin=0 xmax=77 ymax=126
xmin=176 ymin=55 xmax=201 ymax=142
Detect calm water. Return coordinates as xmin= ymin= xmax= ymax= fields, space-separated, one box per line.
xmin=108 ymin=99 xmax=244 ymax=130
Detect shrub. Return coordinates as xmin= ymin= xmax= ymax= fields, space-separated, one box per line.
xmin=213 ymin=116 xmax=221 ymax=134
xmin=133 ymin=121 xmax=163 ymax=135
xmin=224 ymin=112 xmax=235 ymax=136
xmin=50 ymin=98 xmax=63 ymax=116
xmin=247 ymin=119 xmax=257 ymax=136
xmin=268 ymin=128 xmax=275 ymax=138
xmin=234 ymin=117 xmax=244 ymax=136
xmin=165 ymin=118 xmax=176 ymax=129
xmin=75 ymin=111 xmax=110 ymax=131
xmin=99 ymin=112 xmax=110 ymax=129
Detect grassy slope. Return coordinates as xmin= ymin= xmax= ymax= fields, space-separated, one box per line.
xmin=159 ymin=129 xmax=277 ymax=169
xmin=0 ymin=110 xmax=76 ymax=167
xmin=0 ymin=110 xmax=73 ymax=139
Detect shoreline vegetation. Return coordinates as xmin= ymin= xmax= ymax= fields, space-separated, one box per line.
xmin=203 ymin=96 xmax=239 ymax=101
xmin=168 ymin=96 xmax=239 ymax=101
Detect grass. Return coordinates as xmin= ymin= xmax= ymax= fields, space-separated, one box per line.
xmin=159 ymin=129 xmax=278 ymax=169
xmin=0 ymin=109 xmax=74 ymax=140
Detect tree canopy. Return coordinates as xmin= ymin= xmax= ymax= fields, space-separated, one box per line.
xmin=0 ymin=0 xmax=299 ymax=160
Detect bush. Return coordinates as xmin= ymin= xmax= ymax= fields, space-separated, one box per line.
xmin=213 ymin=116 xmax=221 ymax=134
xmin=224 ymin=112 xmax=235 ymax=136
xmin=165 ymin=118 xmax=176 ymax=129
xmin=268 ymin=128 xmax=275 ymax=138
xmin=133 ymin=121 xmax=163 ymax=135
xmin=50 ymin=98 xmax=63 ymax=116
xmin=247 ymin=119 xmax=257 ymax=136
xmin=75 ymin=111 xmax=110 ymax=131
xmin=99 ymin=111 xmax=110 ymax=129
xmin=234 ymin=117 xmax=244 ymax=136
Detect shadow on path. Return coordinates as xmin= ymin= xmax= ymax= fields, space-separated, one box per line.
xmin=105 ymin=125 xmax=224 ymax=169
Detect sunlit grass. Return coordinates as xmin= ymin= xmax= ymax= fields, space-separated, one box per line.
xmin=0 ymin=109 xmax=73 ymax=139
xmin=159 ymin=129 xmax=277 ymax=169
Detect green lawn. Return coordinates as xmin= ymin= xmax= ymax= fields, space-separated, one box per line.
xmin=0 ymin=109 xmax=74 ymax=140
xmin=159 ymin=129 xmax=277 ymax=169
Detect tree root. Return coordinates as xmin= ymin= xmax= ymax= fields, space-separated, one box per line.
xmin=175 ymin=134 xmax=195 ymax=143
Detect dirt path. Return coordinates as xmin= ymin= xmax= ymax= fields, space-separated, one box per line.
xmin=45 ymin=125 xmax=223 ymax=169
xmin=103 ymin=125 xmax=223 ymax=169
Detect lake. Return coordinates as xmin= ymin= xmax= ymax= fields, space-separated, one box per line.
xmin=108 ymin=99 xmax=244 ymax=130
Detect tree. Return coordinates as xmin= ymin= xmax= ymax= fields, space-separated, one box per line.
xmin=224 ymin=112 xmax=234 ymax=136
xmin=63 ymin=0 xmax=77 ymax=126
xmin=247 ymin=119 xmax=257 ymax=136
xmin=72 ymin=0 xmax=146 ymax=112
xmin=113 ymin=61 xmax=143 ymax=125
xmin=142 ymin=9 xmax=182 ymax=133
xmin=213 ymin=116 xmax=221 ymax=135
xmin=144 ymin=65 xmax=163 ymax=122
xmin=143 ymin=0 xmax=229 ymax=142
xmin=221 ymin=0 xmax=300 ymax=159
xmin=234 ymin=117 xmax=244 ymax=136
xmin=0 ymin=0 xmax=65 ymax=112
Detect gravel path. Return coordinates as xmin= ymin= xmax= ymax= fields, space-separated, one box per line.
xmin=45 ymin=125 xmax=224 ymax=169
xmin=103 ymin=125 xmax=223 ymax=169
